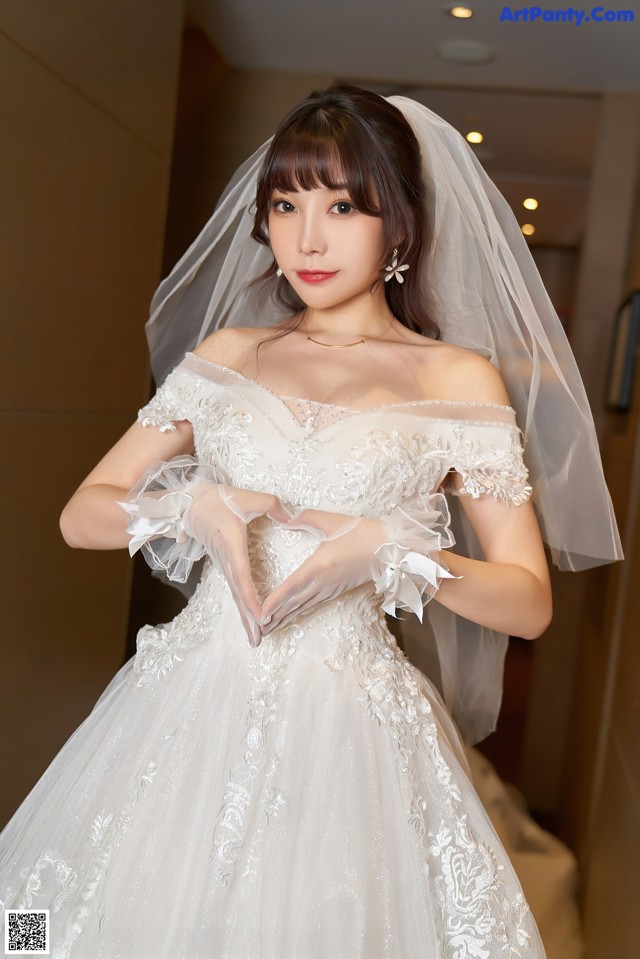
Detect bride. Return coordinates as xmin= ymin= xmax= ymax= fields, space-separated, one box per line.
xmin=0 ymin=85 xmax=621 ymax=958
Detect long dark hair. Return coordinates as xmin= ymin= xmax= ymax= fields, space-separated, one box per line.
xmin=248 ymin=85 xmax=440 ymax=350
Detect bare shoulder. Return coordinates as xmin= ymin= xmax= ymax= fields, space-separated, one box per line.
xmin=418 ymin=340 xmax=512 ymax=406
xmin=191 ymin=326 xmax=268 ymax=371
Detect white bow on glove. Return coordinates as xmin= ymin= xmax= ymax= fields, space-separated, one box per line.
xmin=373 ymin=542 xmax=455 ymax=619
xmin=120 ymin=490 xmax=195 ymax=552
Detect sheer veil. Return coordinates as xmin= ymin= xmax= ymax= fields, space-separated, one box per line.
xmin=142 ymin=94 xmax=622 ymax=744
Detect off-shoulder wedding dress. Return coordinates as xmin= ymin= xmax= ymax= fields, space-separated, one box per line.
xmin=0 ymin=352 xmax=557 ymax=958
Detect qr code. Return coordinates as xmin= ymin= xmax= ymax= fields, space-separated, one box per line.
xmin=4 ymin=910 xmax=49 ymax=954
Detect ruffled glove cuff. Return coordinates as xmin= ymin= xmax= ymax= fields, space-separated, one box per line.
xmin=117 ymin=454 xmax=223 ymax=583
xmin=372 ymin=492 xmax=460 ymax=621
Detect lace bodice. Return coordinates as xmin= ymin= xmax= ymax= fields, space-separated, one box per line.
xmin=136 ymin=352 xmax=532 ymax=518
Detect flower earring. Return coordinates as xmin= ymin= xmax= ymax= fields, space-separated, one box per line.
xmin=384 ymin=248 xmax=410 ymax=284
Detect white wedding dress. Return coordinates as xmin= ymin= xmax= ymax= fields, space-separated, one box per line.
xmin=0 ymin=352 xmax=550 ymax=958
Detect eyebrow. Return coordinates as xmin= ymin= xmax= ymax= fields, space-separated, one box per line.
xmin=272 ymin=182 xmax=351 ymax=195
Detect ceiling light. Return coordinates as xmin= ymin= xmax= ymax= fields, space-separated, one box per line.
xmin=521 ymin=224 xmax=535 ymax=236
xmin=436 ymin=40 xmax=494 ymax=63
xmin=466 ymin=131 xmax=483 ymax=144
xmin=523 ymin=198 xmax=538 ymax=210
xmin=447 ymin=5 xmax=474 ymax=18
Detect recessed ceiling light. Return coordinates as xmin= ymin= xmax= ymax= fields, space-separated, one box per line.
xmin=436 ymin=40 xmax=494 ymax=63
xmin=446 ymin=4 xmax=474 ymax=18
xmin=523 ymin=198 xmax=539 ymax=210
xmin=466 ymin=131 xmax=484 ymax=144
xmin=522 ymin=223 xmax=535 ymax=236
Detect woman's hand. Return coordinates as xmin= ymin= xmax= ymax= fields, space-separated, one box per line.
xmin=258 ymin=508 xmax=386 ymax=637
xmin=183 ymin=485 xmax=293 ymax=646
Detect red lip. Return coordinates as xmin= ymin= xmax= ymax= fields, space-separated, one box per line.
xmin=296 ymin=270 xmax=338 ymax=284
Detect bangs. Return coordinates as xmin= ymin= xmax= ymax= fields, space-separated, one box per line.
xmin=263 ymin=121 xmax=381 ymax=215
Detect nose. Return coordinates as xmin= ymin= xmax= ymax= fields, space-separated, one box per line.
xmin=298 ymin=210 xmax=327 ymax=256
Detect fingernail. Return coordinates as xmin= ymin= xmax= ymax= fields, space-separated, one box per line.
xmin=259 ymin=614 xmax=271 ymax=626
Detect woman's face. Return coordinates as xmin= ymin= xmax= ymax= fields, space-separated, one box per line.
xmin=267 ymin=181 xmax=386 ymax=310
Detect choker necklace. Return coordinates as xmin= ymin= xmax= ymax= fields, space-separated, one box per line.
xmin=303 ymin=316 xmax=393 ymax=348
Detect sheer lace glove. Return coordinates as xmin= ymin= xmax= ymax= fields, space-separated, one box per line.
xmin=117 ymin=455 xmax=293 ymax=647
xmin=259 ymin=493 xmax=460 ymax=637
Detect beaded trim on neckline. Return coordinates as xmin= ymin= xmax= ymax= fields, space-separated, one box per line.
xmin=184 ymin=352 xmax=516 ymax=417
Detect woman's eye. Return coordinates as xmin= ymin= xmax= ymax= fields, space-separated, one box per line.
xmin=272 ymin=200 xmax=295 ymax=213
xmin=331 ymin=200 xmax=354 ymax=215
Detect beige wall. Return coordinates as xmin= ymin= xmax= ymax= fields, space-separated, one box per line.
xmin=571 ymin=93 xmax=640 ymax=435
xmin=0 ymin=1 xmax=186 ymax=828
xmin=530 ymin=247 xmax=580 ymax=330
xmin=575 ymin=176 xmax=640 ymax=958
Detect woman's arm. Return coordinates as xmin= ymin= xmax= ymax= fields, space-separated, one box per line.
xmin=60 ymin=329 xmax=274 ymax=553
xmin=59 ymin=418 xmax=194 ymax=550
xmin=428 ymin=349 xmax=551 ymax=640
xmin=433 ymin=480 xmax=552 ymax=640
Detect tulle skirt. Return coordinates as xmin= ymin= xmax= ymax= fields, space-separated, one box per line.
xmin=0 ymin=566 xmax=547 ymax=958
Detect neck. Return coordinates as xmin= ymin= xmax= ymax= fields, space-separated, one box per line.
xmin=302 ymin=291 xmax=398 ymax=341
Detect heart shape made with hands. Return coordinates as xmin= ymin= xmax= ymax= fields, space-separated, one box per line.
xmin=251 ymin=507 xmax=382 ymax=642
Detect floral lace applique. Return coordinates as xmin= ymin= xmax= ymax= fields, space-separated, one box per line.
xmin=0 ymin=852 xmax=78 ymax=917
xmin=196 ymin=407 xmax=262 ymax=482
xmin=209 ymin=624 xmax=299 ymax=887
xmin=323 ymin=601 xmax=535 ymax=957
xmin=428 ymin=814 xmax=533 ymax=957
xmin=497 ymin=894 xmax=534 ymax=956
xmin=452 ymin=424 xmax=532 ymax=506
xmin=0 ymin=728 xmax=178 ymax=959
xmin=128 ymin=563 xmax=222 ymax=689
xmin=242 ymin=428 xmax=450 ymax=519
xmin=240 ymin=763 xmax=288 ymax=881
xmin=137 ymin=369 xmax=262 ymax=487
xmin=136 ymin=367 xmax=196 ymax=433
xmin=251 ymin=436 xmax=329 ymax=512
xmin=326 ymin=604 xmax=465 ymax=827
xmin=324 ymin=430 xmax=450 ymax=514
xmin=54 ymin=726 xmax=177 ymax=957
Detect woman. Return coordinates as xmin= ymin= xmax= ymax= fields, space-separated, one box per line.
xmin=0 ymin=86 xmax=621 ymax=958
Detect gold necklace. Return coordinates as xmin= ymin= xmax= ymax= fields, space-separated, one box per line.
xmin=303 ymin=315 xmax=393 ymax=348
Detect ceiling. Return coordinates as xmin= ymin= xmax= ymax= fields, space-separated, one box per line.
xmin=185 ymin=0 xmax=640 ymax=248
